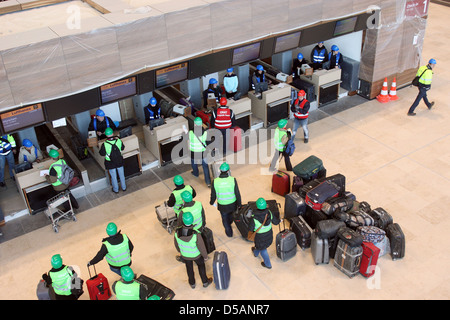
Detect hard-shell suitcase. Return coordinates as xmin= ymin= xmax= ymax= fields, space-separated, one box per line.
xmin=229 ymin=126 xmax=242 ymax=152
xmin=290 ymin=215 xmax=313 ymax=250
xmin=311 ymin=231 xmax=330 ymax=265
xmin=305 ymin=180 xmax=340 ymax=211
xmin=293 ymin=155 xmax=324 ymax=181
xmin=209 ymin=160 xmax=232 ymax=180
xmin=284 ymin=192 xmax=306 ymax=220
xmin=369 ymin=207 xmax=394 ymax=230
xmin=36 ymin=279 xmax=51 ymax=300
xmin=360 ymin=242 xmax=380 ymax=278
xmin=333 ymin=239 xmax=363 ymax=278
xmin=385 ymin=223 xmax=405 ymax=260
xmin=213 ymin=251 xmax=231 ymax=290
xmin=298 ymin=178 xmax=326 ymax=199
xmin=291 ymin=175 xmax=303 ymax=193
xmin=304 ymin=206 xmax=328 ymax=230
xmin=86 ymin=265 xmax=111 ymax=300
xmin=155 ymin=201 xmax=178 ymax=234
xmin=232 ymin=206 xmax=251 ymax=241
xmin=136 ymin=274 xmax=175 ymax=300
xmin=337 ymin=227 xmax=363 ymax=247
xmin=276 ymin=220 xmax=297 ymax=261
xmin=195 ymin=110 xmax=211 ymax=128
xmin=325 ymin=173 xmax=346 ymax=195
xmin=201 ymin=226 xmax=216 ymax=254
xmin=272 ymin=170 xmax=290 ymax=196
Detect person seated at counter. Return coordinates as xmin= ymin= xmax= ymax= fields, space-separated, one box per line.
xmin=144 ymin=97 xmax=164 ymax=130
xmin=202 ymin=78 xmax=222 ymax=108
xmin=223 ymin=68 xmax=241 ymax=100
xmin=88 ymin=109 xmax=117 ymax=140
xmin=323 ymin=45 xmax=343 ymax=70
xmin=310 ymin=41 xmax=328 ymax=70
xmin=291 ymin=53 xmax=308 ymax=79
xmin=18 ymin=139 xmax=43 ymax=164
xmin=252 ymin=65 xmax=271 ymax=99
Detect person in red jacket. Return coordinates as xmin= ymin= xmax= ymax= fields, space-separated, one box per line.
xmin=291 ymin=90 xmax=310 ymax=143
xmin=211 ymin=97 xmax=236 ymax=156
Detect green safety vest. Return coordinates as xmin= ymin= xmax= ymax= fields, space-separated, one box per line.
xmin=104 ymin=138 xmax=123 ymax=161
xmin=115 ymin=280 xmax=141 ymax=300
xmin=49 ymin=266 xmax=72 ymax=296
xmin=182 ymin=201 xmax=203 ymax=231
xmin=214 ymin=176 xmax=236 ymax=205
xmin=274 ymin=128 xmax=287 ymax=152
xmin=49 ymin=159 xmax=67 ymax=187
xmin=189 ymin=131 xmax=207 ymax=153
xmin=417 ymin=65 xmax=433 ymax=85
xmin=175 ymin=232 xmax=201 ymax=258
xmin=252 ymin=212 xmax=273 ymax=234
xmin=103 ymin=234 xmax=131 ymax=267
xmin=172 ymin=185 xmax=193 ymax=214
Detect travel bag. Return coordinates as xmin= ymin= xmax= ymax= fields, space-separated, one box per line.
xmin=155 ymin=201 xmax=178 ymax=234
xmin=298 ymin=178 xmax=326 ymax=199
xmin=195 ymin=110 xmax=212 ymax=128
xmin=304 ymin=206 xmax=328 ymax=229
xmin=334 ymin=210 xmax=375 ymax=229
xmin=305 ymin=180 xmax=340 ymax=211
xmin=289 ymin=215 xmax=313 ymax=250
xmin=333 ymin=239 xmax=363 ymax=278
xmin=311 ymin=230 xmax=330 ymax=265
xmin=136 ymin=274 xmax=175 ymax=300
xmin=272 ymin=170 xmax=291 ymax=196
xmin=232 ymin=206 xmax=252 ymax=241
xmin=284 ymin=192 xmax=306 ymax=220
xmin=213 ymin=251 xmax=231 ymax=290
xmin=337 ymin=227 xmax=364 ymax=247
xmin=321 ymin=192 xmax=356 ymax=216
xmin=293 ymin=155 xmax=325 ymax=182
xmin=357 ymin=226 xmax=386 ymax=244
xmin=324 ymin=173 xmax=346 ymax=195
xmin=316 ymin=219 xmax=346 ymax=240
xmin=276 ymin=220 xmax=297 ymax=261
xmin=201 ymin=226 xmax=216 ymax=254
xmin=385 ymin=223 xmax=405 ymax=260
xmin=86 ymin=265 xmax=111 ymax=300
xmin=291 ymin=175 xmax=303 ymax=193
xmin=359 ymin=242 xmax=380 ymax=278
xmin=36 ymin=279 xmax=51 ymax=300
xmin=369 ymin=207 xmax=394 ymax=230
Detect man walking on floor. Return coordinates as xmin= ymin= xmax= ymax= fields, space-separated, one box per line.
xmin=408 ymin=58 xmax=436 ymax=116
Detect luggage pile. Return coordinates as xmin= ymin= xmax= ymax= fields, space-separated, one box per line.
xmin=284 ymin=155 xmax=405 ymax=278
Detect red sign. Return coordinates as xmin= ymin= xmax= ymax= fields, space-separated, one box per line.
xmin=405 ymin=0 xmax=430 ymax=18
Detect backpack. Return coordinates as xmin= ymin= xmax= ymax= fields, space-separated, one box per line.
xmin=106 ymin=140 xmax=123 ymax=164
xmin=53 ymin=161 xmax=75 ymax=185
xmin=285 ymin=139 xmax=295 ymax=156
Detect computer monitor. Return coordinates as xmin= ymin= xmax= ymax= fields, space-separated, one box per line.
xmin=273 ymin=31 xmax=301 ymax=54
xmin=14 ymin=162 xmax=32 ymax=174
xmin=333 ymin=16 xmax=358 ymax=37
xmin=254 ymin=81 xmax=268 ymax=94
xmin=231 ymin=43 xmax=261 ymax=66
xmin=119 ymin=126 xmax=133 ymax=138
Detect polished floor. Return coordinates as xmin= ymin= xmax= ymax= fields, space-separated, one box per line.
xmin=0 ymin=2 xmax=449 ymax=301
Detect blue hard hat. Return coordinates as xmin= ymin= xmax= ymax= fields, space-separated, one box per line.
xmin=256 ymin=65 xmax=264 ymax=71
xmin=331 ymin=45 xmax=339 ymax=51
xmin=428 ymin=58 xmax=436 ymax=65
xmin=227 ymin=67 xmax=234 ymax=73
xmin=318 ymin=41 xmax=324 ymax=44
xmin=209 ymin=78 xmax=218 ymax=85
xmin=297 ymin=53 xmax=303 ymax=60
xmin=23 ymin=139 xmax=33 ymax=148
xmin=96 ymin=109 xmax=105 ymax=117
xmin=150 ymin=97 xmax=157 ymax=105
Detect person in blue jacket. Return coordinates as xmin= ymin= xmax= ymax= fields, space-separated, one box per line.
xmin=88 ymin=109 xmax=117 ymax=140
xmin=144 ymin=97 xmax=164 ymax=130
xmin=323 ymin=45 xmax=343 ymax=70
xmin=223 ymin=68 xmax=240 ymax=100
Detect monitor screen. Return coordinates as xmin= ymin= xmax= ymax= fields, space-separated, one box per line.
xmin=119 ymin=126 xmax=133 ymax=138
xmin=232 ymin=43 xmax=261 ymax=66
xmin=100 ymin=77 xmax=137 ymax=105
xmin=155 ymin=62 xmax=189 ymax=89
xmin=0 ymin=103 xmax=46 ymax=133
xmin=333 ymin=16 xmax=358 ymax=37
xmin=274 ymin=31 xmax=301 ymax=54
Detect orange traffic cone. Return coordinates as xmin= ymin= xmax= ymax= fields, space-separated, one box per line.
xmin=376 ymin=78 xmax=390 ymax=103
xmin=389 ymin=77 xmax=399 ymax=101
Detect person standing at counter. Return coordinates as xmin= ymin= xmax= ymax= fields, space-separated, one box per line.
xmin=99 ymin=127 xmax=126 ymax=194
xmin=88 ymin=109 xmax=117 ymax=140
xmin=223 ymin=68 xmax=239 ymax=100
xmin=144 ymin=97 xmax=164 ymax=130
xmin=203 ymin=78 xmax=222 ymax=108
xmin=18 ymin=139 xmax=43 ymax=164
xmin=291 ymin=53 xmax=308 ymax=79
xmin=324 ymin=45 xmax=343 ymax=70
xmin=0 ymin=134 xmax=16 ymax=187
xmin=310 ymin=41 xmax=328 ymax=70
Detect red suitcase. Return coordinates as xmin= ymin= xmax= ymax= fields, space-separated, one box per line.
xmin=360 ymin=241 xmax=380 ymax=278
xmin=195 ymin=110 xmax=212 ymax=128
xmin=229 ymin=126 xmax=242 ymax=152
xmin=86 ymin=265 xmax=111 ymax=300
xmin=272 ymin=171 xmax=290 ymax=196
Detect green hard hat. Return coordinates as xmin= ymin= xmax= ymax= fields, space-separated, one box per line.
xmin=120 ymin=266 xmax=134 ymax=282
xmin=147 ymin=295 xmax=161 ymax=300
xmin=256 ymin=198 xmax=267 ymax=210
xmin=105 ymin=127 xmax=114 ymax=136
xmin=182 ymin=212 xmax=194 ymax=226
xmin=106 ymin=222 xmax=117 ymax=236
xmin=278 ymin=119 xmax=288 ymax=129
xmin=49 ymin=149 xmax=60 ymax=159
xmin=173 ymin=175 xmax=184 ymax=186
xmin=51 ymin=254 xmax=63 ymax=269
xmin=219 ymin=162 xmax=230 ymax=172
xmin=194 ymin=117 xmax=203 ymax=126
xmin=181 ymin=190 xmax=193 ymax=203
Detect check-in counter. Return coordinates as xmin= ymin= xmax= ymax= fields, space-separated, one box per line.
xmin=144 ymin=116 xmax=188 ymax=167
xmin=227 ymin=97 xmax=252 ymax=131
xmin=300 ymin=68 xmax=341 ymax=106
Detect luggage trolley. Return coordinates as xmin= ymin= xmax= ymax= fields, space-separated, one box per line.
xmin=45 ymin=191 xmax=77 ymax=233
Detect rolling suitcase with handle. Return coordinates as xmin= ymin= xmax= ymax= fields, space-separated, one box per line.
xmin=311 ymin=230 xmax=330 ymax=265
xmin=232 ymin=206 xmax=252 ymax=241
xmin=386 ymin=223 xmax=405 ymax=260
xmin=272 ymin=170 xmax=290 ymax=196
xmin=292 ymin=176 xmax=303 ymax=193
xmin=305 ymin=180 xmax=340 ymax=211
xmin=284 ymin=192 xmax=306 ymax=220
xmin=289 ymin=215 xmax=313 ymax=250
xmin=86 ymin=265 xmax=111 ymax=300
xmin=359 ymin=242 xmax=380 ymax=278
xmin=136 ymin=274 xmax=175 ymax=300
xmin=201 ymin=226 xmax=216 ymax=254
xmin=213 ymin=251 xmax=231 ymax=290
xmin=293 ymin=155 xmax=325 ymax=182
xmin=276 ymin=220 xmax=297 ymax=261
xmin=333 ymin=239 xmax=363 ymax=278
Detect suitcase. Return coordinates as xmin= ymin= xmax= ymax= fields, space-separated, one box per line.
xmin=291 ymin=176 xmax=303 ymax=193
xmin=293 ymin=155 xmax=325 ymax=182
xmin=359 ymin=242 xmax=380 ymax=278
xmin=276 ymin=220 xmax=297 ymax=261
xmin=305 ymin=180 xmax=340 ymax=211
xmin=86 ymin=265 xmax=111 ymax=300
xmin=272 ymin=170 xmax=290 ymax=196
xmin=373 ymin=235 xmax=390 ymax=257
xmin=229 ymin=126 xmax=242 ymax=152
xmin=209 ymin=160 xmax=232 ymax=180
xmin=289 ymin=215 xmax=313 ymax=250
xmin=304 ymin=206 xmax=328 ymax=229
xmin=201 ymin=226 xmax=216 ymax=254
xmin=333 ymin=239 xmax=363 ymax=278
xmin=196 ymin=110 xmax=212 ymax=128
xmin=291 ymin=78 xmax=315 ymax=102
xmin=36 ymin=279 xmax=51 ymax=300
xmin=357 ymin=226 xmax=386 ymax=244
xmin=337 ymin=227 xmax=363 ymax=247
xmin=334 ymin=210 xmax=375 ymax=229
xmin=385 ymin=223 xmax=405 ymax=261
xmin=324 ymin=173 xmax=346 ymax=195
xmin=248 ymin=200 xmax=281 ymax=221
xmin=298 ymin=178 xmax=326 ymax=199
xmin=71 ymin=134 xmax=88 ymax=160
xmin=136 ymin=274 xmax=175 ymax=300
xmin=155 ymin=202 xmax=178 ymax=234
xmin=213 ymin=251 xmax=231 ymax=290
xmin=321 ymin=192 xmax=355 ymax=216
xmin=350 ymin=200 xmax=372 ymax=214
xmin=232 ymin=206 xmax=252 ymax=241
xmin=311 ymin=231 xmax=330 ymax=265
xmin=369 ymin=207 xmax=394 ymax=230
xmin=316 ymin=219 xmax=346 ymax=240
xmin=284 ymin=192 xmax=306 ymax=220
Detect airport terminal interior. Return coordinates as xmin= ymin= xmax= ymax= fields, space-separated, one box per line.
xmin=0 ymin=0 xmax=449 ymax=300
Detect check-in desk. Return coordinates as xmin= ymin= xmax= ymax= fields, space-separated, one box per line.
xmin=248 ymin=84 xmax=291 ymax=128
xmin=227 ymin=96 xmax=252 ymax=131
xmin=144 ymin=116 xmax=188 ymax=167
xmin=89 ymin=134 xmax=142 ymax=179
xmin=300 ymin=68 xmax=342 ymax=106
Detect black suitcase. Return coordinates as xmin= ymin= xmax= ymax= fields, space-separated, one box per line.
xmin=385 ymin=223 xmax=405 ymax=260
xmin=321 ymin=192 xmax=355 ymax=216
xmin=292 ymin=78 xmax=315 ymax=102
xmin=284 ymin=192 xmax=306 ymax=220
xmin=213 ymin=251 xmax=231 ymax=290
xmin=337 ymin=227 xmax=363 ymax=247
xmin=316 ymin=219 xmax=346 ymax=240
xmin=292 ymin=175 xmax=304 ymax=193
xmin=304 ymin=206 xmax=328 ymax=229
xmin=369 ymin=207 xmax=394 ymax=230
xmin=276 ymin=220 xmax=297 ymax=261
xmin=136 ymin=274 xmax=175 ymax=300
xmin=233 ymin=206 xmax=252 ymax=241
xmin=298 ymin=178 xmax=326 ymax=199
xmin=201 ymin=226 xmax=216 ymax=254
xmin=333 ymin=239 xmax=363 ymax=278
xmin=289 ymin=215 xmax=313 ymax=250
xmin=324 ymin=173 xmax=346 ymax=195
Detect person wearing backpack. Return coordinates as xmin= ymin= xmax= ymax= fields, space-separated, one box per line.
xmin=45 ymin=149 xmax=79 ymax=209
xmin=269 ymin=119 xmax=293 ymax=172
xmin=99 ymin=127 xmax=126 ymax=194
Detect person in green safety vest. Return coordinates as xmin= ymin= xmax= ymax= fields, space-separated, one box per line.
xmin=167 ymin=175 xmax=196 ymax=216
xmin=88 ymin=222 xmax=134 ymax=276
xmin=188 ymin=117 xmax=211 ymax=187
xmin=209 ymin=162 xmax=242 ymax=237
xmin=112 ymin=266 xmax=149 ymax=300
xmin=248 ymin=198 xmax=281 ymax=269
xmin=99 ymin=127 xmax=126 ymax=193
xmin=42 ymin=254 xmax=84 ymax=300
xmin=174 ymin=212 xmax=212 ymax=289
xmin=178 ymin=190 xmax=206 ymax=232
xmin=269 ymin=119 xmax=292 ymax=172
xmin=408 ymin=58 xmax=436 ymax=116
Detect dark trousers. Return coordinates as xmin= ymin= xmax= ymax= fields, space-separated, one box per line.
xmin=185 ymin=256 xmax=208 ymax=286
xmin=270 ymin=150 xmax=292 ymax=172
xmin=219 ymin=210 xmax=234 ymax=237
xmin=408 ymin=86 xmax=432 ymax=113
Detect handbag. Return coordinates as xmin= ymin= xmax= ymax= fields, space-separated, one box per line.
xmin=412 ymin=68 xmax=427 ymax=87
xmin=247 ymin=213 xmax=269 ymax=241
